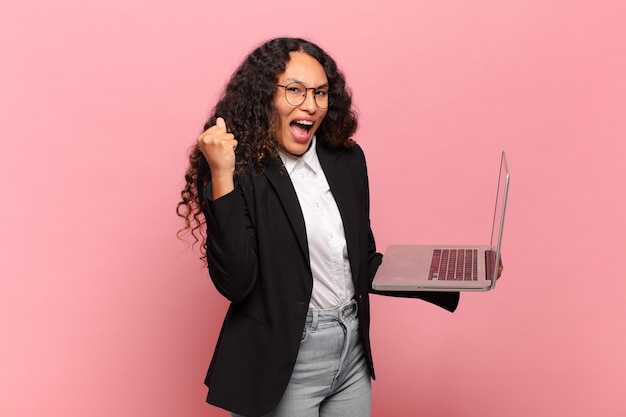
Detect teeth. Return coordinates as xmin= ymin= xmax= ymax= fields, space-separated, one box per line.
xmin=295 ymin=120 xmax=313 ymax=126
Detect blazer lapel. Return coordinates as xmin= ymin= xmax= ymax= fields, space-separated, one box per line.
xmin=316 ymin=144 xmax=362 ymax=284
xmin=263 ymin=158 xmax=310 ymax=263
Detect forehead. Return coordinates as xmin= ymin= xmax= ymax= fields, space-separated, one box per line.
xmin=278 ymin=51 xmax=328 ymax=86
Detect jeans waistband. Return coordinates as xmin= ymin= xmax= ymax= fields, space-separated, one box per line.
xmin=305 ymin=299 xmax=358 ymax=325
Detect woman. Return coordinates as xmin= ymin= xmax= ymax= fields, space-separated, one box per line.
xmin=177 ymin=37 xmax=460 ymax=417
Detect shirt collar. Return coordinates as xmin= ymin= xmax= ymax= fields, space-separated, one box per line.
xmin=279 ymin=136 xmax=319 ymax=175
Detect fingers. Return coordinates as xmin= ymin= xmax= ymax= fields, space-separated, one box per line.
xmin=197 ymin=117 xmax=234 ymax=145
xmin=197 ymin=117 xmax=238 ymax=174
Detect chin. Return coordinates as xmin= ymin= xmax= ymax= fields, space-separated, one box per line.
xmin=287 ymin=142 xmax=311 ymax=155
xmin=280 ymin=133 xmax=313 ymax=155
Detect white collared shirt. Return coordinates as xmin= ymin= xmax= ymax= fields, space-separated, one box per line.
xmin=279 ymin=137 xmax=355 ymax=309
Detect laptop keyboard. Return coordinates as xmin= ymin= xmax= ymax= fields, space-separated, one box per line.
xmin=428 ymin=249 xmax=478 ymax=281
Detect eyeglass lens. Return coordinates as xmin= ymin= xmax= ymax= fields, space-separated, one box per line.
xmin=283 ymin=83 xmax=328 ymax=109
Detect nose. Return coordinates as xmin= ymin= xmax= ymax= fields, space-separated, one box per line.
xmin=300 ymin=89 xmax=317 ymax=112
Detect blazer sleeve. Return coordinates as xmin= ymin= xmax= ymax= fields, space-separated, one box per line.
xmin=370 ymin=288 xmax=460 ymax=312
xmin=203 ymin=181 xmax=259 ymax=303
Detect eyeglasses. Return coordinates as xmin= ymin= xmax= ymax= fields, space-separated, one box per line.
xmin=276 ymin=82 xmax=329 ymax=109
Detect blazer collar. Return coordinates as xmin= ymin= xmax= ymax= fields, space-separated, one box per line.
xmin=263 ymin=156 xmax=309 ymax=263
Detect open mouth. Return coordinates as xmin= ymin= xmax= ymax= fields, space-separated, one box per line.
xmin=289 ymin=120 xmax=314 ymax=140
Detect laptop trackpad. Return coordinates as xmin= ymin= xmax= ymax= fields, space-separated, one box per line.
xmin=378 ymin=257 xmax=428 ymax=281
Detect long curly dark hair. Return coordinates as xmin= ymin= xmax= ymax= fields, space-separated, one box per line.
xmin=176 ymin=37 xmax=358 ymax=261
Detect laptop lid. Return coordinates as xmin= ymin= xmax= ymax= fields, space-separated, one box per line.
xmin=487 ymin=151 xmax=510 ymax=289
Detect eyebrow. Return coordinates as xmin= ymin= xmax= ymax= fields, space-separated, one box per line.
xmin=283 ymin=78 xmax=329 ymax=89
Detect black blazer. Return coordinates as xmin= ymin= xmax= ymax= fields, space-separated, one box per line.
xmin=202 ymin=142 xmax=459 ymax=417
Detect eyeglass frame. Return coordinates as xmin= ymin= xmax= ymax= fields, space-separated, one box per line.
xmin=276 ymin=82 xmax=330 ymax=109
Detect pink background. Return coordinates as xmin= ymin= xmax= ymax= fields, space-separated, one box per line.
xmin=2 ymin=0 xmax=625 ymax=416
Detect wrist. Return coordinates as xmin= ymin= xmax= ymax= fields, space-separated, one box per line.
xmin=210 ymin=172 xmax=234 ymax=199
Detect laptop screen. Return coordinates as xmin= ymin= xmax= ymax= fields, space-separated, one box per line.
xmin=489 ymin=151 xmax=510 ymax=286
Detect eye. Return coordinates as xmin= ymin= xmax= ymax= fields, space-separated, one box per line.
xmin=286 ymin=84 xmax=306 ymax=95
xmin=314 ymin=90 xmax=328 ymax=98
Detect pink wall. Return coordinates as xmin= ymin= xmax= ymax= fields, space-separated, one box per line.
xmin=2 ymin=0 xmax=625 ymax=416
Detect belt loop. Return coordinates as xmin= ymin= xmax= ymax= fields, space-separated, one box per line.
xmin=311 ymin=309 xmax=319 ymax=331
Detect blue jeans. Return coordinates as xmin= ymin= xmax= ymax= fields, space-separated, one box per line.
xmin=233 ymin=299 xmax=371 ymax=417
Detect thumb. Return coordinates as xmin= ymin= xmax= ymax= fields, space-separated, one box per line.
xmin=216 ymin=117 xmax=226 ymax=129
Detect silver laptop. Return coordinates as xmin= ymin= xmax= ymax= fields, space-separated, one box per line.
xmin=372 ymin=151 xmax=510 ymax=292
